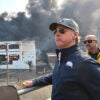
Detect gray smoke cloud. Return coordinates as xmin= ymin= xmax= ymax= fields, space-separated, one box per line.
xmin=0 ymin=0 xmax=100 ymax=52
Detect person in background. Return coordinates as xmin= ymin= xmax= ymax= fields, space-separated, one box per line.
xmin=84 ymin=34 xmax=100 ymax=63
xmin=22 ymin=18 xmax=100 ymax=100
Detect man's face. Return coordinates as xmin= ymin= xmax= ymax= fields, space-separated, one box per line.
xmin=54 ymin=25 xmax=78 ymax=48
xmin=84 ymin=36 xmax=97 ymax=50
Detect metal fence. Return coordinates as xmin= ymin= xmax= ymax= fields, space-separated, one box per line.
xmin=0 ymin=62 xmax=52 ymax=87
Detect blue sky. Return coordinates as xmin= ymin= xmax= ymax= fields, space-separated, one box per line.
xmin=0 ymin=0 xmax=28 ymax=14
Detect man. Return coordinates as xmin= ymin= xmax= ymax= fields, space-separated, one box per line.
xmin=23 ymin=18 xmax=100 ymax=100
xmin=84 ymin=34 xmax=100 ymax=63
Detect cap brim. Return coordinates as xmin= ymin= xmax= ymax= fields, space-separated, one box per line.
xmin=49 ymin=23 xmax=74 ymax=31
xmin=49 ymin=22 xmax=77 ymax=32
xmin=49 ymin=23 xmax=58 ymax=31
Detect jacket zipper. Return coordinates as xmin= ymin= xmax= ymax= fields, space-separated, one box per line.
xmin=58 ymin=52 xmax=61 ymax=67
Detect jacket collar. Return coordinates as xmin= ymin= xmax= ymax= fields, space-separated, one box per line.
xmin=56 ymin=45 xmax=80 ymax=59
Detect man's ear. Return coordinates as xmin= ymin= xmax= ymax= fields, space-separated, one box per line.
xmin=74 ymin=32 xmax=79 ymax=38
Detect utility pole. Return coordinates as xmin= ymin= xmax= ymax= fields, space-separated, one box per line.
xmin=51 ymin=0 xmax=61 ymax=22
xmin=6 ymin=43 xmax=9 ymax=85
xmin=97 ymin=24 xmax=100 ymax=47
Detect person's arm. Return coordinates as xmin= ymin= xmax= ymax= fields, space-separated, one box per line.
xmin=23 ymin=73 xmax=52 ymax=88
xmin=78 ymin=60 xmax=100 ymax=100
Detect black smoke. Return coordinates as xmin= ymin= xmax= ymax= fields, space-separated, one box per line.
xmin=0 ymin=0 xmax=100 ymax=52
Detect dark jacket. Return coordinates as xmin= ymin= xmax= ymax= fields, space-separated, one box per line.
xmin=33 ymin=45 xmax=100 ymax=100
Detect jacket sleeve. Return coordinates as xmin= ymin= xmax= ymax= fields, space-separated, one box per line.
xmin=33 ymin=73 xmax=52 ymax=86
xmin=78 ymin=60 xmax=100 ymax=100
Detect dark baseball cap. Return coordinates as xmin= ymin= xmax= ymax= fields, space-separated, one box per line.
xmin=49 ymin=18 xmax=79 ymax=33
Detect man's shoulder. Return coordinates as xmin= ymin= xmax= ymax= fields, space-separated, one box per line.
xmin=69 ymin=50 xmax=92 ymax=66
xmin=73 ymin=49 xmax=91 ymax=60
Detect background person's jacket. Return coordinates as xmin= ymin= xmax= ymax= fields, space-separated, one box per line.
xmin=33 ymin=45 xmax=100 ymax=100
xmin=87 ymin=48 xmax=100 ymax=63
xmin=97 ymin=51 xmax=100 ymax=62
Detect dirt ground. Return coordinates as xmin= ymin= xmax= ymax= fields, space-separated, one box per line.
xmin=20 ymin=85 xmax=52 ymax=100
